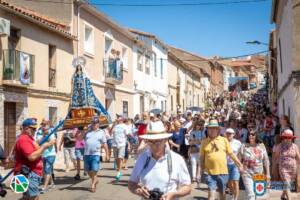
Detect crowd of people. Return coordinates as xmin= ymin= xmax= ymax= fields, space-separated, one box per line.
xmin=5 ymin=89 xmax=300 ymax=200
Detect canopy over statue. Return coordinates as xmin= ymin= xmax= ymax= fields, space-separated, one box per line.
xmin=63 ymin=57 xmax=111 ymax=129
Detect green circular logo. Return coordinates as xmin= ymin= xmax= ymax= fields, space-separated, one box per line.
xmin=10 ymin=175 xmax=29 ymax=193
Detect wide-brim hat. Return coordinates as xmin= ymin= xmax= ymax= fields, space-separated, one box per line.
xmin=280 ymin=129 xmax=296 ymax=139
xmin=139 ymin=121 xmax=172 ymax=140
xmin=207 ymin=119 xmax=220 ymax=128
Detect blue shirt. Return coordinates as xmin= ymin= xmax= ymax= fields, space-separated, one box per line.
xmin=35 ymin=128 xmax=56 ymax=158
xmin=84 ymin=129 xmax=107 ymax=156
xmin=171 ymin=128 xmax=186 ymax=146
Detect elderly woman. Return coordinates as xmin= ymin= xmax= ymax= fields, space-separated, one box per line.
xmin=239 ymin=130 xmax=270 ymax=200
xmin=274 ymin=129 xmax=300 ymax=200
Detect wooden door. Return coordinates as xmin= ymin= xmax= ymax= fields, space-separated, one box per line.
xmin=4 ymin=102 xmax=16 ymax=169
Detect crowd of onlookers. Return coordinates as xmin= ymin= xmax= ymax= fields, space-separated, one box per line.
xmin=5 ymin=89 xmax=299 ymax=200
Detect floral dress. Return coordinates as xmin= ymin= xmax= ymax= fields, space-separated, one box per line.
xmin=278 ymin=143 xmax=297 ymax=182
xmin=240 ymin=143 xmax=269 ymax=176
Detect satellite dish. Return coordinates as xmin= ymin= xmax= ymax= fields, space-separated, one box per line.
xmin=72 ymin=56 xmax=86 ymax=68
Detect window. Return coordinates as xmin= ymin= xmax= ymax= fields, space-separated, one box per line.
xmin=182 ymin=100 xmax=185 ymax=111
xmin=49 ymin=44 xmax=56 ymax=87
xmin=197 ymin=95 xmax=200 ymax=106
xmin=49 ymin=107 xmax=57 ymax=125
xmin=123 ymin=101 xmax=128 ymax=118
xmin=8 ymin=27 xmax=20 ymax=49
xmin=84 ymin=24 xmax=94 ymax=55
xmin=137 ymin=51 xmax=143 ymax=71
xmin=140 ymin=96 xmax=144 ymax=114
xmin=153 ymin=53 xmax=157 ymax=76
xmin=161 ymin=101 xmax=164 ymax=111
xmin=278 ymin=38 xmax=283 ymax=73
xmin=121 ymin=47 xmax=128 ymax=70
xmin=160 ymin=58 xmax=164 ymax=79
xmin=145 ymin=54 xmax=151 ymax=75
xmin=171 ymin=95 xmax=173 ymax=111
xmin=288 ymin=107 xmax=290 ymax=119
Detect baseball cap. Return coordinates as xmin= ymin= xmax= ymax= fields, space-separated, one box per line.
xmin=22 ymin=118 xmax=38 ymax=129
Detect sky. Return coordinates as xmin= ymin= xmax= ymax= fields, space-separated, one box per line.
xmin=91 ymin=0 xmax=274 ymax=58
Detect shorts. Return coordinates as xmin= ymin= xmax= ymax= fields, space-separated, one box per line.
xmin=228 ymin=164 xmax=240 ymax=181
xmin=84 ymin=155 xmax=100 ymax=172
xmin=43 ymin=156 xmax=56 ymax=175
xmin=107 ymin=139 xmax=113 ymax=149
xmin=75 ymin=148 xmax=84 ymax=160
xmin=24 ymin=171 xmax=42 ymax=198
xmin=113 ymin=146 xmax=126 ymax=159
xmin=204 ymin=173 xmax=229 ymax=193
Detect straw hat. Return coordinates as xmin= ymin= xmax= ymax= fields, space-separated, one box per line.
xmin=207 ymin=119 xmax=220 ymax=128
xmin=139 ymin=121 xmax=172 ymax=140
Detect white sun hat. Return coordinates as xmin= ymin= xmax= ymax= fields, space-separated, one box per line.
xmin=139 ymin=120 xmax=172 ymax=140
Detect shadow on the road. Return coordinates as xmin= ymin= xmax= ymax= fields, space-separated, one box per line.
xmin=60 ymin=186 xmax=90 ymax=192
xmin=193 ymin=197 xmax=207 ymax=200
xmin=109 ymin=180 xmax=128 ymax=187
xmin=97 ymin=174 xmax=130 ymax=179
xmin=54 ymin=176 xmax=87 ymax=186
xmin=194 ymin=187 xmax=208 ymax=191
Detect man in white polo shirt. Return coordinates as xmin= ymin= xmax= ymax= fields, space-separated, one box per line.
xmin=128 ymin=121 xmax=191 ymax=200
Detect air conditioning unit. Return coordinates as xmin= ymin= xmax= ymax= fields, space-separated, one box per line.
xmin=0 ymin=17 xmax=10 ymax=36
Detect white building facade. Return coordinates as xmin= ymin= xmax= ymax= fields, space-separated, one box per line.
xmin=131 ymin=31 xmax=168 ymax=115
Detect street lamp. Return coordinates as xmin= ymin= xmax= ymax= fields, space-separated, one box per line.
xmin=246 ymin=40 xmax=268 ymax=46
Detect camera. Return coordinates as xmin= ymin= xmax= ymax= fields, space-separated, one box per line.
xmin=148 ymin=188 xmax=163 ymax=200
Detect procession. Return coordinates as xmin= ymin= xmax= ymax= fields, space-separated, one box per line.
xmin=1 ymin=0 xmax=300 ymax=200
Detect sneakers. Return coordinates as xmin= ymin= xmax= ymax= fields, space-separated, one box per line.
xmin=115 ymin=171 xmax=122 ymax=181
xmin=39 ymin=188 xmax=48 ymax=194
xmin=74 ymin=174 xmax=80 ymax=180
xmin=49 ymin=183 xmax=55 ymax=190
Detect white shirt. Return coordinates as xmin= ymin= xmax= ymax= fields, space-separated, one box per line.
xmin=130 ymin=149 xmax=191 ymax=200
xmin=112 ymin=123 xmax=128 ymax=148
xmin=147 ymin=120 xmax=165 ymax=132
xmin=184 ymin=120 xmax=193 ymax=145
xmin=227 ymin=139 xmax=242 ymax=165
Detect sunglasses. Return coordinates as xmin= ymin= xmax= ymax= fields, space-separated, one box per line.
xmin=249 ymin=133 xmax=256 ymax=136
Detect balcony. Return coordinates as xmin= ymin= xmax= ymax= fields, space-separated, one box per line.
xmin=2 ymin=49 xmax=34 ymax=86
xmin=103 ymin=58 xmax=123 ymax=85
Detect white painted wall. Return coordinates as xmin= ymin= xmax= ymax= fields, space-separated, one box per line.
xmin=132 ymin=40 xmax=168 ymax=114
xmin=276 ymin=0 xmax=296 ymax=127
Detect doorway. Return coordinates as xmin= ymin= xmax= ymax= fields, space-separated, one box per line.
xmin=4 ymin=102 xmax=16 ymax=169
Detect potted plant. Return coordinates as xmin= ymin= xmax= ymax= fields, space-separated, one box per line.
xmin=3 ymin=67 xmax=14 ymax=80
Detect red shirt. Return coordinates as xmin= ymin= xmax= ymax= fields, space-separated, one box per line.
xmin=14 ymin=132 xmax=43 ymax=176
xmin=137 ymin=124 xmax=147 ymax=136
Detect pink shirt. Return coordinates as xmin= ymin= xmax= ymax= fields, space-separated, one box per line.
xmin=75 ymin=132 xmax=85 ymax=149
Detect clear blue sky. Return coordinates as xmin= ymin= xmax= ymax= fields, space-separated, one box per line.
xmin=91 ymin=0 xmax=274 ymax=57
